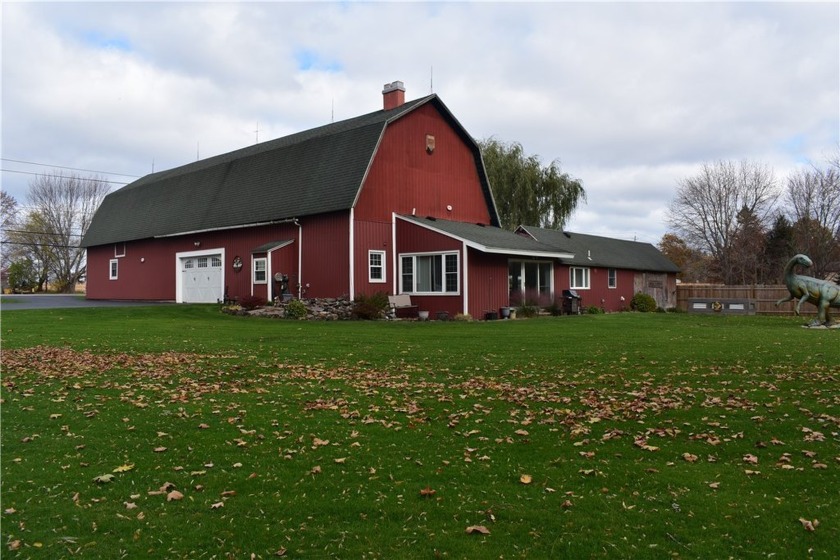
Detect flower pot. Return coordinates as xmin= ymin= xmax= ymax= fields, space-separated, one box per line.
xmin=436 ymin=311 xmax=449 ymax=321
xmin=500 ymin=307 xmax=511 ymax=319
xmin=418 ymin=310 xmax=430 ymax=320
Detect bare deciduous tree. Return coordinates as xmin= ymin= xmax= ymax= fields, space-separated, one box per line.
xmin=783 ymin=154 xmax=840 ymax=278
xmin=667 ymin=160 xmax=779 ymax=285
xmin=1 ymin=190 xmax=18 ymax=270
xmin=14 ymin=172 xmax=110 ymax=292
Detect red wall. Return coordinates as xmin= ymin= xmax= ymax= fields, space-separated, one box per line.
xmin=86 ymin=221 xmax=317 ymax=301
xmin=300 ymin=211 xmax=351 ymax=298
xmin=355 ymin=104 xmax=492 ymax=225
xmin=467 ymin=249 xmax=510 ymax=319
xmin=554 ymin=265 xmax=637 ymax=312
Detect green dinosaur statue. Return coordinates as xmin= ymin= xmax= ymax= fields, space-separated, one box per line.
xmin=776 ymin=254 xmax=840 ymax=326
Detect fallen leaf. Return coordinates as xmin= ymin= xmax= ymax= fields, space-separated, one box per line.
xmin=743 ymin=454 xmax=759 ymax=465
xmin=113 ymin=464 xmax=135 ymax=473
xmin=334 ymin=457 xmax=347 ymax=464
xmin=221 ymin=490 xmax=237 ymax=497
xmin=198 ymin=423 xmax=210 ymax=429
xmin=465 ymin=525 xmax=491 ymax=535
xmin=708 ymin=482 xmax=720 ymax=489
xmin=154 ymin=447 xmax=167 ymax=453
xmin=682 ymin=453 xmax=699 ymax=463
xmin=210 ymin=501 xmax=224 ymax=509
xmin=93 ymin=473 xmax=115 ymax=484
xmin=519 ymin=474 xmax=533 ymax=484
xmin=166 ymin=490 xmax=184 ymax=501
xmin=420 ymin=486 xmax=436 ymax=497
xmin=124 ymin=502 xmax=138 ymax=510
xmin=799 ymin=517 xmax=819 ymax=532
xmin=514 ymin=429 xmax=529 ymax=436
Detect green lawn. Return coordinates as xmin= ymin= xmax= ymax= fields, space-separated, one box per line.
xmin=2 ymin=307 xmax=838 ymax=558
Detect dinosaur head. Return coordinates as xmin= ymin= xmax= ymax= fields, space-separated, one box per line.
xmin=794 ymin=254 xmax=813 ymax=268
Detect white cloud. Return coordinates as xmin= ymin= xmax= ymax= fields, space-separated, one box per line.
xmin=2 ymin=1 xmax=837 ymax=245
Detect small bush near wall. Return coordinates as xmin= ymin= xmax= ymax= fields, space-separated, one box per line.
xmin=239 ymin=295 xmax=267 ymax=310
xmin=284 ymin=299 xmax=308 ymax=320
xmin=630 ymin=292 xmax=657 ymax=313
xmin=352 ymin=292 xmax=390 ymax=320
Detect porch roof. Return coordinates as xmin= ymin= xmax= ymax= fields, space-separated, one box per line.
xmin=251 ymin=239 xmax=294 ymax=254
xmin=397 ymin=216 xmax=574 ymax=259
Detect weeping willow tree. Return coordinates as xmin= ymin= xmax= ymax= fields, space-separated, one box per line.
xmin=478 ymin=137 xmax=585 ymax=231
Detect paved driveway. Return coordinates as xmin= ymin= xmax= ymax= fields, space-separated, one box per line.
xmin=1 ymin=294 xmax=174 ymax=311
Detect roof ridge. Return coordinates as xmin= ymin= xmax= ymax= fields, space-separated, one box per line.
xmin=124 ymin=95 xmax=435 ymax=189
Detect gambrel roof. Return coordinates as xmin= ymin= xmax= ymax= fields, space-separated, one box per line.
xmin=82 ymin=95 xmax=499 ymax=247
xmin=517 ymin=226 xmax=680 ymax=272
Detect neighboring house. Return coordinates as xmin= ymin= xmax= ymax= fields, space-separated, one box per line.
xmin=82 ymin=81 xmax=678 ymax=316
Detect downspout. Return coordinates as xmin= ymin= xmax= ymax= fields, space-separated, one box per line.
xmin=391 ymin=212 xmax=398 ymax=295
xmin=295 ymin=219 xmax=302 ymax=299
xmin=349 ymin=209 xmax=355 ymax=301
xmin=462 ymin=242 xmax=469 ymax=316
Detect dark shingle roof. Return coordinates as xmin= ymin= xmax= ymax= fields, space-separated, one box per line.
xmin=83 ymin=94 xmax=498 ymax=247
xmin=399 ymin=216 xmax=573 ymax=258
xmin=518 ymin=226 xmax=680 ymax=273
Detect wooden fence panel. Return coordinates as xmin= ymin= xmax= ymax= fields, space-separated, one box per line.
xmin=676 ymin=285 xmax=794 ymax=315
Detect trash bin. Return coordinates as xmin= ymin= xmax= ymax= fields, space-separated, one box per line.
xmin=562 ymin=289 xmax=581 ymax=315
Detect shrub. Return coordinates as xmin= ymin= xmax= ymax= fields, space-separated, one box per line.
xmin=284 ymin=299 xmax=308 ymax=320
xmin=546 ymin=300 xmax=563 ymax=316
xmin=586 ymin=305 xmax=604 ymax=314
xmin=516 ymin=303 xmax=540 ymax=318
xmin=239 ymin=295 xmax=267 ymax=310
xmin=352 ymin=291 xmax=390 ymax=320
xmin=630 ymin=292 xmax=657 ymax=313
xmin=453 ymin=313 xmax=473 ymax=322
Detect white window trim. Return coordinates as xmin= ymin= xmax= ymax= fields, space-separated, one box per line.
xmin=109 ymin=259 xmax=118 ymax=280
xmin=253 ymin=257 xmax=268 ymax=284
xmin=368 ymin=250 xmax=387 ymax=284
xmin=114 ymin=243 xmax=126 ymax=258
xmin=570 ymin=266 xmax=590 ymax=290
xmin=608 ymin=268 xmax=617 ymax=289
xmin=399 ymin=251 xmax=460 ymax=295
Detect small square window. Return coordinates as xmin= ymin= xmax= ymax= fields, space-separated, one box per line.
xmin=369 ymin=250 xmax=386 ymax=283
xmin=253 ymin=258 xmax=267 ymax=284
xmin=109 ymin=259 xmax=118 ymax=280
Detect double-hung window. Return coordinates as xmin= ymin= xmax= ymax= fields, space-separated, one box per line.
xmin=608 ymin=268 xmax=617 ymax=289
xmin=369 ymin=250 xmax=386 ymax=283
xmin=253 ymin=258 xmax=267 ymax=284
xmin=400 ymin=252 xmax=459 ymax=294
xmin=109 ymin=259 xmax=118 ymax=280
xmin=570 ymin=267 xmax=590 ymax=290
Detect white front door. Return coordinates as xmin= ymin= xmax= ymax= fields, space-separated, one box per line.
xmin=181 ymin=254 xmax=223 ymax=303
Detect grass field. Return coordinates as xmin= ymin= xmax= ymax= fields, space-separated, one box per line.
xmin=1 ymin=306 xmax=838 ymax=559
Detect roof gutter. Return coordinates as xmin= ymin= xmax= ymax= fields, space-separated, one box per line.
xmin=153 ymin=218 xmax=299 ymax=239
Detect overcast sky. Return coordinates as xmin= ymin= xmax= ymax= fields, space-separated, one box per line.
xmin=2 ymin=1 xmax=838 ymax=244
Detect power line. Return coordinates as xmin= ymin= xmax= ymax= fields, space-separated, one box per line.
xmin=2 ymin=228 xmax=84 ymax=238
xmin=1 ymin=240 xmax=81 ymax=250
xmin=1 ymin=158 xmax=141 ymax=178
xmin=0 ymin=168 xmax=130 ymax=186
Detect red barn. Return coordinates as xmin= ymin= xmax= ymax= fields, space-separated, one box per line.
xmin=82 ymin=81 xmax=678 ymax=316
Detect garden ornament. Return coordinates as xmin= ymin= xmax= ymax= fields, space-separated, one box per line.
xmin=775 ymin=254 xmax=840 ymax=327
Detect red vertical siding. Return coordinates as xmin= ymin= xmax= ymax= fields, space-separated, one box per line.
xmin=555 ymin=265 xmax=640 ymax=312
xmin=86 ymin=221 xmax=304 ymax=301
xmin=355 ymin=104 xmax=491 ymax=225
xmin=299 ymin=211 xmax=350 ymax=298
xmin=467 ymin=249 xmax=510 ymax=319
xmin=354 ymin=219 xmax=392 ymax=297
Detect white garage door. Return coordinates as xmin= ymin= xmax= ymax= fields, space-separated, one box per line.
xmin=181 ymin=255 xmax=223 ymax=303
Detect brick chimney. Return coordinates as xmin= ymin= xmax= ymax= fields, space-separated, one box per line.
xmin=382 ymin=80 xmax=405 ymax=110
